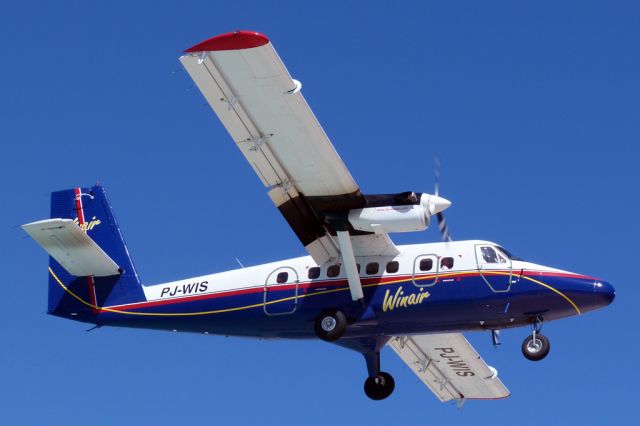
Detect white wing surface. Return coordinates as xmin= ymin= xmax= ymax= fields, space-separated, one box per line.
xmin=180 ymin=31 xmax=397 ymax=264
xmin=388 ymin=334 xmax=510 ymax=402
xmin=180 ymin=33 xmax=358 ymax=197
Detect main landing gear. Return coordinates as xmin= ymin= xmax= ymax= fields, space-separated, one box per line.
xmin=521 ymin=318 xmax=551 ymax=361
xmin=314 ymin=309 xmax=348 ymax=342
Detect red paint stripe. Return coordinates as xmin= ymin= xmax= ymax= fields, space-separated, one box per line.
xmin=75 ymin=187 xmax=99 ymax=313
xmin=74 ymin=187 xmax=85 ymax=225
xmin=87 ymin=275 xmax=99 ymax=313
xmin=106 ymin=274 xmax=413 ymax=312
xmin=521 ymin=270 xmax=597 ymax=280
xmin=184 ymin=31 xmax=269 ymax=53
xmin=110 ymin=286 xmax=265 ymax=311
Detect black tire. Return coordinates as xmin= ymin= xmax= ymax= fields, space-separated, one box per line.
xmin=314 ymin=310 xmax=347 ymax=342
xmin=364 ymin=372 xmax=395 ymax=401
xmin=522 ymin=333 xmax=551 ymax=361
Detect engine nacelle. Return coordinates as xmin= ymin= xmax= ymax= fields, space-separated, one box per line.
xmin=347 ymin=193 xmax=451 ymax=234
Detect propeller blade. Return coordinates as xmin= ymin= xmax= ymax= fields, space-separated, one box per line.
xmin=434 ymin=156 xmax=441 ymax=197
xmin=434 ymin=156 xmax=452 ymax=242
xmin=437 ymin=212 xmax=452 ymax=242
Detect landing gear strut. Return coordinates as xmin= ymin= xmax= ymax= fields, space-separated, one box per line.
xmin=522 ymin=318 xmax=550 ymax=361
xmin=314 ymin=309 xmax=347 ymax=342
xmin=363 ymin=351 xmax=395 ymax=400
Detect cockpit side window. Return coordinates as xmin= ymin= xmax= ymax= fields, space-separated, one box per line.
xmin=480 ymin=246 xmax=501 ymax=263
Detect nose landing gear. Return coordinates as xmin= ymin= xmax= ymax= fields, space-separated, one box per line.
xmin=522 ymin=318 xmax=550 ymax=361
xmin=362 ymin=351 xmax=395 ymax=400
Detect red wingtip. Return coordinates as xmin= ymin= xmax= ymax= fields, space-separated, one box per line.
xmin=184 ymin=31 xmax=269 ymax=53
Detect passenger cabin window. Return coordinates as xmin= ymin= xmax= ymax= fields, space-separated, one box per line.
xmin=480 ymin=246 xmax=505 ymax=263
xmin=440 ymin=257 xmax=454 ymax=270
xmin=386 ymin=261 xmax=399 ymax=273
xmin=356 ymin=264 xmax=361 ymax=273
xmin=276 ymin=272 xmax=288 ymax=284
xmin=308 ymin=267 xmax=320 ymax=279
xmin=327 ymin=265 xmax=340 ymax=278
xmin=419 ymin=258 xmax=433 ymax=271
xmin=366 ymin=262 xmax=379 ymax=275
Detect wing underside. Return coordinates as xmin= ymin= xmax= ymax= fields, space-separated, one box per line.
xmin=388 ymin=334 xmax=510 ymax=402
xmin=180 ymin=31 xmax=398 ymax=264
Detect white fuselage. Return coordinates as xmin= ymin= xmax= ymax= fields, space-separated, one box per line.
xmin=138 ymin=240 xmax=567 ymax=305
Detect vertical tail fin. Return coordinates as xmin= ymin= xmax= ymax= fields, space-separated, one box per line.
xmin=47 ymin=184 xmax=145 ymax=321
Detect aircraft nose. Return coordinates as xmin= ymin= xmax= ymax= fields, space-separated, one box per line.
xmin=593 ymin=280 xmax=615 ymax=307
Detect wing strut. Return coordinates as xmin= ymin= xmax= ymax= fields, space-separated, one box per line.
xmin=336 ymin=230 xmax=364 ymax=302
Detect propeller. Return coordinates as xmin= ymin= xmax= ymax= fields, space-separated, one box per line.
xmin=434 ymin=157 xmax=452 ymax=242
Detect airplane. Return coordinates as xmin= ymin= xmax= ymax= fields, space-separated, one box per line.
xmin=22 ymin=30 xmax=615 ymax=404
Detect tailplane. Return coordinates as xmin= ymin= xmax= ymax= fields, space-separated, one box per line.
xmin=23 ymin=185 xmax=145 ymax=321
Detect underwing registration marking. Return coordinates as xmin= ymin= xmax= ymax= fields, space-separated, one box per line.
xmin=434 ymin=347 xmax=475 ymax=377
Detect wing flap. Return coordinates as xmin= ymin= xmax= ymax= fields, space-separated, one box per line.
xmin=22 ymin=219 xmax=120 ymax=277
xmin=388 ymin=334 xmax=510 ymax=402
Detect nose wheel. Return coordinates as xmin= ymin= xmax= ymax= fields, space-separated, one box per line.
xmin=361 ymin=350 xmax=395 ymax=400
xmin=522 ymin=319 xmax=550 ymax=361
xmin=522 ymin=334 xmax=550 ymax=361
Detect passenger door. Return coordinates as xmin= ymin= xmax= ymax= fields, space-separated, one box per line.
xmin=264 ymin=266 xmax=299 ymax=315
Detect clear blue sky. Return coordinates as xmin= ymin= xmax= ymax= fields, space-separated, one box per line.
xmin=2 ymin=1 xmax=637 ymax=424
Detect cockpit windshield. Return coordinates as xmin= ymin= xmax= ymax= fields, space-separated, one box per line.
xmin=495 ymin=246 xmax=523 ymax=261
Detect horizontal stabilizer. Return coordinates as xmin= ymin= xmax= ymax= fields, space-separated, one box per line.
xmin=22 ymin=219 xmax=120 ymax=277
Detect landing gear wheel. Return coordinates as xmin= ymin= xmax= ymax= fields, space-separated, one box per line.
xmin=364 ymin=372 xmax=395 ymax=401
xmin=314 ymin=310 xmax=347 ymax=342
xmin=522 ymin=333 xmax=550 ymax=361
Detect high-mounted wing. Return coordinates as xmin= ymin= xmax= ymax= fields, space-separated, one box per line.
xmin=180 ymin=31 xmax=398 ymax=266
xmin=388 ymin=334 xmax=510 ymax=403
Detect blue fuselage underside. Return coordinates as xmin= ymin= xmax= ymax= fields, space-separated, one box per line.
xmin=54 ymin=271 xmax=606 ymax=339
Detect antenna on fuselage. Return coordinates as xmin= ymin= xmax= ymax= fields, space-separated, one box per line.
xmin=235 ymin=257 xmax=245 ymax=269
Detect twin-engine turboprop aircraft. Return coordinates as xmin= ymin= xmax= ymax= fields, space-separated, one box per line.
xmin=22 ymin=31 xmax=615 ymax=403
